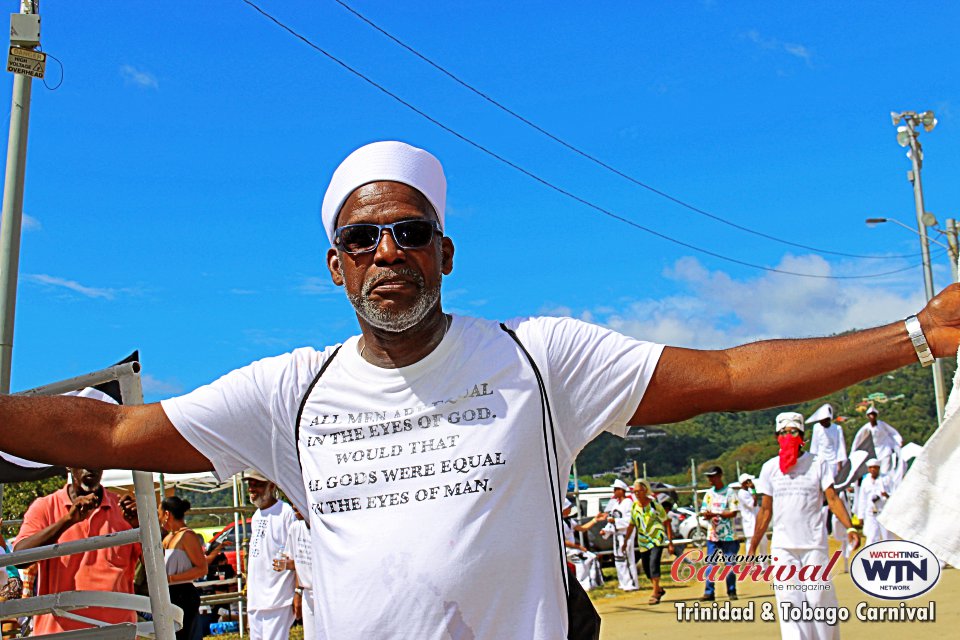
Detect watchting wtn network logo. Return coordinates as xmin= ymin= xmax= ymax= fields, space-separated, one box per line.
xmin=851 ymin=540 xmax=940 ymax=600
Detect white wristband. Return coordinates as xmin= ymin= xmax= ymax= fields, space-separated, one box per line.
xmin=905 ymin=315 xmax=934 ymax=367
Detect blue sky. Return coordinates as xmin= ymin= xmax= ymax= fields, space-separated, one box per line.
xmin=5 ymin=1 xmax=959 ymax=401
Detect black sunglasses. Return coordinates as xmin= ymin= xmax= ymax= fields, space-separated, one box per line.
xmin=334 ymin=220 xmax=442 ymax=255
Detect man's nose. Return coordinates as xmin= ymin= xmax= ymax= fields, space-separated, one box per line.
xmin=373 ymin=228 xmax=406 ymax=264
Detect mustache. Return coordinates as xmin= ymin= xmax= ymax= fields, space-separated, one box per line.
xmin=361 ymin=268 xmax=425 ymax=295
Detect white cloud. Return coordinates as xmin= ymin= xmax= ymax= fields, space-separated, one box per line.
xmin=783 ymin=43 xmax=812 ymax=62
xmin=230 ymin=288 xmax=258 ymax=295
xmin=141 ymin=374 xmax=183 ymax=396
xmin=743 ymin=30 xmax=814 ymax=65
xmin=25 ymin=274 xmax=115 ymax=299
xmin=22 ymin=214 xmax=41 ymax=231
xmin=580 ymin=255 xmax=926 ymax=349
xmin=120 ymin=64 xmax=159 ymax=89
xmin=297 ymin=276 xmax=338 ymax=296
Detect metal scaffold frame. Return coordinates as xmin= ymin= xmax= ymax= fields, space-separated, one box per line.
xmin=0 ymin=361 xmax=180 ymax=639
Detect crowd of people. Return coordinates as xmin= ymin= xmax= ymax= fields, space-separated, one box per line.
xmin=0 ymin=469 xmax=311 ymax=639
xmin=561 ymin=400 xmax=908 ymax=639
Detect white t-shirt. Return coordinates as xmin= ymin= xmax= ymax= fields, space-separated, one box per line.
xmin=162 ymin=315 xmax=663 ymax=639
xmin=246 ymin=500 xmax=297 ymax=611
xmin=737 ymin=489 xmax=759 ymax=536
xmin=604 ymin=495 xmax=635 ymax=533
xmin=856 ymin=474 xmax=892 ymax=519
xmin=288 ymin=519 xmax=313 ymax=590
xmin=809 ymin=422 xmax=847 ymax=464
xmin=755 ymin=453 xmax=834 ymax=550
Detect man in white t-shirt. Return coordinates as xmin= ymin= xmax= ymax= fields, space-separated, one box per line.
xmin=737 ymin=474 xmax=767 ymax=569
xmin=749 ymin=413 xmax=861 ymax=640
xmin=4 ymin=141 xmax=960 ymax=639
xmin=601 ymin=479 xmax=637 ymax=591
xmin=245 ymin=471 xmax=297 ymax=640
xmin=855 ymin=458 xmax=893 ymax=546
xmin=806 ymin=403 xmax=847 ymax=475
xmin=277 ymin=506 xmax=315 ymax=640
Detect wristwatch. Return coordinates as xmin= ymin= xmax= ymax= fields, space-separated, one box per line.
xmin=295 ymin=587 xmax=303 ymax=595
xmin=904 ymin=315 xmax=935 ymax=367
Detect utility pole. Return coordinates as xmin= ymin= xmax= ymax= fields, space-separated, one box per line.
xmin=892 ymin=110 xmax=946 ymax=425
xmin=946 ymin=218 xmax=959 ymax=284
xmin=0 ymin=0 xmax=41 ymax=394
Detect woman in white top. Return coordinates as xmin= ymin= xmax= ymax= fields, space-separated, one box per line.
xmin=160 ymin=496 xmax=208 ymax=640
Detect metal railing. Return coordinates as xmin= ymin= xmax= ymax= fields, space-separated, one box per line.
xmin=1 ymin=361 xmax=179 ymax=639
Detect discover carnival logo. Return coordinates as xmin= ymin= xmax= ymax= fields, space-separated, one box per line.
xmin=851 ymin=540 xmax=941 ymax=600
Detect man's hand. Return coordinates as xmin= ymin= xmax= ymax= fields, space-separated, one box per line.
xmin=919 ymin=284 xmax=960 ymax=356
xmin=847 ymin=530 xmax=861 ymax=550
xmin=67 ymin=493 xmax=101 ymax=525
xmin=630 ymin=283 xmax=960 ymax=427
xmin=118 ymin=495 xmax=139 ymax=527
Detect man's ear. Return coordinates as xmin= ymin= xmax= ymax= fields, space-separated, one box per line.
xmin=327 ymin=248 xmax=344 ymax=286
xmin=440 ymin=237 xmax=455 ymax=276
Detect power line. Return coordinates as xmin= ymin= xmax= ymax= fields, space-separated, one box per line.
xmin=329 ymin=0 xmax=918 ymax=262
xmin=239 ymin=0 xmax=929 ymax=281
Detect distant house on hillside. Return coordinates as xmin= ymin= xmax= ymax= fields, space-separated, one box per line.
xmin=625 ymin=426 xmax=668 ymax=440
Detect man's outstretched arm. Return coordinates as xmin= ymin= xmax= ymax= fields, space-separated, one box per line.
xmin=630 ymin=284 xmax=960 ymax=425
xmin=0 ymin=395 xmax=212 ymax=473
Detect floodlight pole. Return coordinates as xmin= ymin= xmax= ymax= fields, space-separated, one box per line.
xmin=0 ymin=0 xmax=39 ymax=394
xmin=946 ymin=218 xmax=959 ymax=284
xmin=897 ymin=112 xmax=946 ymax=425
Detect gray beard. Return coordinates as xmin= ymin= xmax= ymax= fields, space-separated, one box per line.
xmin=346 ymin=267 xmax=441 ymax=333
xmin=251 ymin=493 xmax=274 ymax=509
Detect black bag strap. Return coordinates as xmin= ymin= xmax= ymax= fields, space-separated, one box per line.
xmin=294 ymin=345 xmax=343 ymax=472
xmin=498 ymin=322 xmax=570 ymax=598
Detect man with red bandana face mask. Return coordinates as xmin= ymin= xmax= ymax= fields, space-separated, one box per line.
xmin=749 ymin=412 xmax=860 ymax=640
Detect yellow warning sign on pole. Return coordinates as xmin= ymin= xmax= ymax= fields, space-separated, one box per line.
xmin=6 ymin=46 xmax=45 ymax=79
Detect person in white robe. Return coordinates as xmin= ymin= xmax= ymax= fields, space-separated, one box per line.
xmin=856 ymin=458 xmax=894 ymax=546
xmin=851 ymin=405 xmax=904 ymax=488
xmin=807 ymin=403 xmax=848 ymax=475
xmin=561 ymin=499 xmax=604 ymax=591
xmin=600 ymin=479 xmax=638 ymax=591
xmin=737 ymin=474 xmax=768 ymax=569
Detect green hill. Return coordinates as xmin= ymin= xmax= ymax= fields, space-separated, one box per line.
xmin=576 ymin=357 xmax=955 ymax=486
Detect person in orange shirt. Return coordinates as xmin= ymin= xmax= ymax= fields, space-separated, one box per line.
xmin=14 ymin=467 xmax=140 ymax=635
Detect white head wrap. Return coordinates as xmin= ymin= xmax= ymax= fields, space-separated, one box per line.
xmin=805 ymin=403 xmax=833 ymax=424
xmin=866 ymin=405 xmax=879 ymax=416
xmin=320 ymin=141 xmax=447 ymax=245
xmin=776 ymin=411 xmax=806 ymax=433
xmin=866 ymin=458 xmax=880 ymax=468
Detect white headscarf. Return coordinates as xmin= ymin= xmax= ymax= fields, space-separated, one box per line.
xmin=320 ymin=141 xmax=447 ymax=245
xmin=805 ymin=403 xmax=833 ymax=424
xmin=775 ymin=411 xmax=806 ymax=433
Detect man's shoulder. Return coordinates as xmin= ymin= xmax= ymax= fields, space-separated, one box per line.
xmin=758 ymin=456 xmax=780 ymax=477
xmin=25 ymin=486 xmax=68 ymax=513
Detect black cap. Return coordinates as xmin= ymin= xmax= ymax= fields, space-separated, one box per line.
xmin=704 ymin=465 xmax=723 ymax=476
